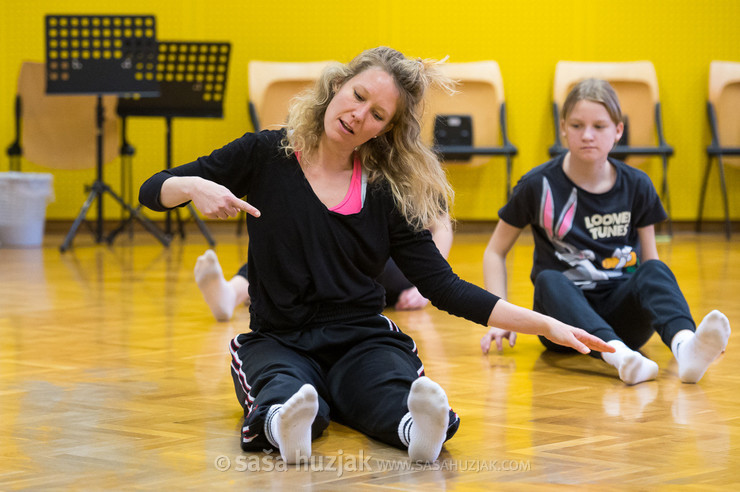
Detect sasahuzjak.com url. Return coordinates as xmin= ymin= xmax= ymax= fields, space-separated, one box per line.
xmin=372 ymin=458 xmax=531 ymax=473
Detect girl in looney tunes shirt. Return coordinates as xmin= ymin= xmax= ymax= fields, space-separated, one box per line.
xmin=480 ymin=78 xmax=730 ymax=385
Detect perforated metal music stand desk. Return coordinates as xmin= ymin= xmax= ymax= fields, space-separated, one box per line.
xmin=45 ymin=14 xmax=170 ymax=252
xmin=114 ymin=40 xmax=232 ymax=247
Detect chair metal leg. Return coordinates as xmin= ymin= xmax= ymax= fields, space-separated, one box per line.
xmin=9 ymin=154 xmax=21 ymax=172
xmin=505 ymin=155 xmax=512 ymax=201
xmin=717 ymin=155 xmax=731 ymax=239
xmin=660 ymin=155 xmax=672 ymax=236
xmin=696 ymin=156 xmax=714 ymax=233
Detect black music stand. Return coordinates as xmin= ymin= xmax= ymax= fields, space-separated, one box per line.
xmin=45 ymin=14 xmax=170 ymax=252
xmin=113 ymin=40 xmax=232 ymax=247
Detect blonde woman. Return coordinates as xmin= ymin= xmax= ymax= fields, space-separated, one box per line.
xmin=140 ymin=47 xmax=611 ymax=464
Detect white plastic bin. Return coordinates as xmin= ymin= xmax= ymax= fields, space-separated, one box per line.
xmin=0 ymin=172 xmax=54 ymax=248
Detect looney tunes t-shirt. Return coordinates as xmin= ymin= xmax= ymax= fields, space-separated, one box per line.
xmin=499 ymin=155 xmax=667 ymax=289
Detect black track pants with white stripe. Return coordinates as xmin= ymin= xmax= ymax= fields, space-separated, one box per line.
xmin=229 ymin=313 xmax=460 ymax=451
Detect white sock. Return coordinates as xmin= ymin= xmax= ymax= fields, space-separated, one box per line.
xmin=406 ymin=377 xmax=449 ymax=462
xmin=602 ymin=340 xmax=659 ymax=385
xmin=266 ymin=385 xmax=318 ymax=464
xmin=194 ymin=249 xmax=236 ymax=322
xmin=672 ymin=310 xmax=730 ymax=383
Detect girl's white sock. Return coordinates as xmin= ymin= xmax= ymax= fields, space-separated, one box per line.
xmin=672 ymin=310 xmax=730 ymax=383
xmin=602 ymin=339 xmax=659 ymax=385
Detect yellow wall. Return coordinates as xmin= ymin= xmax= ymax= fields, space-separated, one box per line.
xmin=1 ymin=0 xmax=739 ymax=221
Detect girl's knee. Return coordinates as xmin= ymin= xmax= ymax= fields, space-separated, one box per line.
xmin=533 ymin=270 xmax=575 ymax=311
xmin=535 ymin=269 xmax=567 ymax=286
xmin=639 ymin=259 xmax=667 ymax=271
xmin=636 ymin=259 xmax=676 ymax=282
xmin=534 ymin=270 xmax=572 ymax=295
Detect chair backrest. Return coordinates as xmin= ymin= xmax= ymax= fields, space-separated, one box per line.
xmin=709 ymin=60 xmax=740 ymax=165
xmin=248 ymin=60 xmax=334 ymax=131
xmin=16 ymin=61 xmax=119 ymax=169
xmin=553 ymin=61 xmax=660 ymax=164
xmin=421 ymin=61 xmax=505 ymax=166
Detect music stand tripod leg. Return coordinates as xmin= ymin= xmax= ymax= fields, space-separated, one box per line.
xmin=106 ymin=115 xmax=170 ymax=245
xmin=102 ymin=184 xmax=171 ymax=246
xmin=163 ymin=116 xmax=216 ymax=246
xmin=60 ymin=94 xmax=108 ymax=252
xmin=60 ymin=96 xmax=170 ymax=251
xmin=106 ymin=207 xmax=138 ymax=242
xmin=60 ymin=183 xmax=102 ymax=252
xmin=187 ymin=204 xmax=216 ymax=247
xmin=170 ymin=208 xmax=185 ymax=239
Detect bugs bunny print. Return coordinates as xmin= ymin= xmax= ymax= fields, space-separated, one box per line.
xmin=538 ymin=177 xmax=635 ymax=289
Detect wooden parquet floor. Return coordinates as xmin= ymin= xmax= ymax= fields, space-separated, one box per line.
xmin=1 ymin=226 xmax=738 ymax=490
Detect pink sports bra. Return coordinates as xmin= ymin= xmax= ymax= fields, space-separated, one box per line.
xmin=329 ymin=153 xmax=363 ymax=215
xmin=297 ymin=152 xmax=365 ymax=215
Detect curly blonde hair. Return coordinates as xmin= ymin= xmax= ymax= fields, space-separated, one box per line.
xmin=282 ymin=46 xmax=455 ymax=231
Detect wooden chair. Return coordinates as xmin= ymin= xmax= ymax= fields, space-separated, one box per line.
xmin=548 ymin=61 xmax=673 ymax=233
xmin=6 ymin=61 xmax=119 ymax=171
xmin=422 ymin=61 xmax=517 ymax=199
xmin=247 ymin=60 xmax=334 ymax=131
xmin=697 ymin=60 xmax=740 ymax=238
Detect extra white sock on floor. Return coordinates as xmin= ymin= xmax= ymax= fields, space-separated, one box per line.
xmin=266 ymin=384 xmax=318 ymax=464
xmin=194 ymin=249 xmax=236 ymax=322
xmin=602 ymin=340 xmax=659 ymax=385
xmin=406 ymin=377 xmax=449 ymax=462
xmin=672 ymin=310 xmax=731 ymax=383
